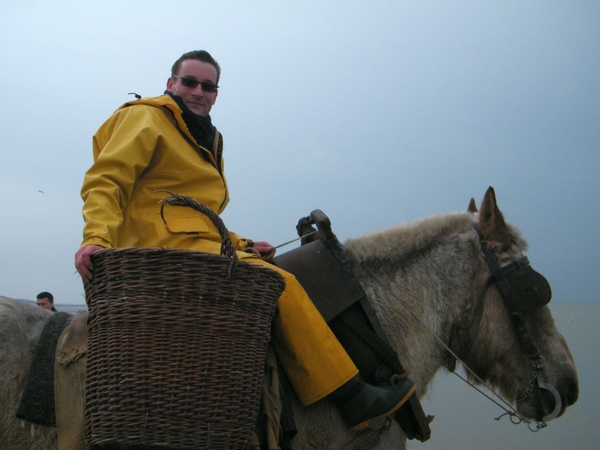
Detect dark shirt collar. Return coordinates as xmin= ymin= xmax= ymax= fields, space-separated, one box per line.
xmin=165 ymin=91 xmax=216 ymax=150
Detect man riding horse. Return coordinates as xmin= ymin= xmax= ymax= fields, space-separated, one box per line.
xmin=70 ymin=49 xmax=416 ymax=449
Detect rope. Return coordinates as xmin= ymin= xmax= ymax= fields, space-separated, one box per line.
xmin=273 ymin=230 xmax=319 ymax=249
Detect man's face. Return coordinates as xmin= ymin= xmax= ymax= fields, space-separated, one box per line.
xmin=166 ymin=59 xmax=219 ymax=117
xmin=36 ymin=297 xmax=53 ymax=310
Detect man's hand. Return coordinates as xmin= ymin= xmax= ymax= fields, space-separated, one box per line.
xmin=75 ymin=245 xmax=104 ymax=282
xmin=250 ymin=241 xmax=276 ymax=261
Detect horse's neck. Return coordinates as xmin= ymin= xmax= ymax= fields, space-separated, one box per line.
xmin=345 ymin=214 xmax=481 ymax=395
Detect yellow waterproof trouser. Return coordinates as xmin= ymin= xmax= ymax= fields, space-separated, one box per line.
xmin=245 ymin=256 xmax=359 ymax=406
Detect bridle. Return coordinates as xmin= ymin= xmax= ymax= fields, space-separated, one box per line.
xmin=471 ymin=223 xmax=562 ymax=423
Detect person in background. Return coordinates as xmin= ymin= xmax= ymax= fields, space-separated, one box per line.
xmin=36 ymin=291 xmax=57 ymax=312
xmin=74 ymin=49 xmax=416 ymax=432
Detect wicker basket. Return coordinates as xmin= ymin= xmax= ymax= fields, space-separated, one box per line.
xmin=84 ymin=194 xmax=285 ymax=450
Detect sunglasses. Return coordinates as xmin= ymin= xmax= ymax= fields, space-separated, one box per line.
xmin=172 ymin=75 xmax=218 ymax=92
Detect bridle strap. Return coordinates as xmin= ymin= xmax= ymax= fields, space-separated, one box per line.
xmin=444 ymin=224 xmax=561 ymax=426
xmin=471 ymin=224 xmax=543 ymax=365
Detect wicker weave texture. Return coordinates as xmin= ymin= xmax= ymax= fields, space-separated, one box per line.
xmin=84 ymin=247 xmax=285 ymax=450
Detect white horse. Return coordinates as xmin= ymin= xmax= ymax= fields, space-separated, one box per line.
xmin=0 ymin=187 xmax=578 ymax=449
xmin=287 ymin=187 xmax=577 ymax=448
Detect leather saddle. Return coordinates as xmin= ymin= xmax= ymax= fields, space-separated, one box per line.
xmin=272 ymin=210 xmax=432 ymax=442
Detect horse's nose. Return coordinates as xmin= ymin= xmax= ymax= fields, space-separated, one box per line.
xmin=565 ymin=377 xmax=579 ymax=406
xmin=557 ymin=367 xmax=579 ymax=411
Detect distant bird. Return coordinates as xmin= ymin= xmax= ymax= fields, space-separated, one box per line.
xmin=38 ymin=190 xmax=45 ymax=194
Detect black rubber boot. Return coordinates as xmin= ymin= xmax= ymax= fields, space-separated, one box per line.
xmin=326 ymin=376 xmax=417 ymax=431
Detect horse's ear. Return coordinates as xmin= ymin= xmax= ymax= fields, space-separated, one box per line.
xmin=479 ymin=187 xmax=510 ymax=248
xmin=467 ymin=198 xmax=478 ymax=213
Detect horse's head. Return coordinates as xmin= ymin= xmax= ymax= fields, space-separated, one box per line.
xmin=464 ymin=187 xmax=578 ymax=423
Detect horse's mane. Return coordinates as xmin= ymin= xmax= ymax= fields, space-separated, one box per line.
xmin=344 ymin=211 xmax=528 ymax=262
xmin=344 ymin=212 xmax=476 ymax=262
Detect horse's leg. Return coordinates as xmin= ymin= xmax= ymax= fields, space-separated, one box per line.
xmin=55 ymin=311 xmax=88 ymax=450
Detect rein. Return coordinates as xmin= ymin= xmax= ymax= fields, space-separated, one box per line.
xmin=403 ymin=301 xmax=545 ymax=431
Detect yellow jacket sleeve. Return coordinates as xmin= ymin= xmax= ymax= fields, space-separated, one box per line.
xmin=81 ymin=106 xmax=159 ymax=248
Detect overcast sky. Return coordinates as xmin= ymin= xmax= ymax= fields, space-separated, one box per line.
xmin=1 ymin=1 xmax=598 ymax=305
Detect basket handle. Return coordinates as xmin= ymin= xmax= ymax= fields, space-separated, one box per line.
xmin=158 ymin=192 xmax=238 ymax=278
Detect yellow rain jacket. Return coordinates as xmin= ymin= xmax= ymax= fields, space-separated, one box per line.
xmin=80 ymin=94 xmax=357 ymax=405
xmin=82 ymin=94 xmax=251 ymax=254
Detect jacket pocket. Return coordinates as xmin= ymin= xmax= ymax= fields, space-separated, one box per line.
xmin=161 ymin=205 xmax=210 ymax=234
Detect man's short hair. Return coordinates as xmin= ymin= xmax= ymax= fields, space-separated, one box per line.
xmin=171 ymin=50 xmax=221 ymax=84
xmin=36 ymin=291 xmax=54 ymax=303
